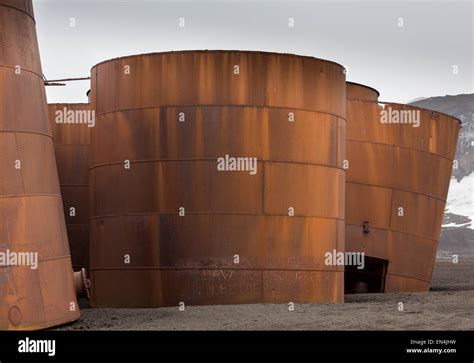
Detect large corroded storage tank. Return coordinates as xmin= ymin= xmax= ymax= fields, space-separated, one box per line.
xmin=345 ymin=82 xmax=460 ymax=293
xmin=89 ymin=50 xmax=346 ymax=307
xmin=0 ymin=0 xmax=79 ymax=329
xmin=48 ymin=104 xmax=91 ymax=270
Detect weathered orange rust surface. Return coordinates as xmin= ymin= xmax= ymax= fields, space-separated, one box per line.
xmin=0 ymin=0 xmax=79 ymax=329
xmin=89 ymin=51 xmax=346 ymax=307
xmin=345 ymin=82 xmax=460 ymax=293
xmin=48 ymin=103 xmax=91 ymax=270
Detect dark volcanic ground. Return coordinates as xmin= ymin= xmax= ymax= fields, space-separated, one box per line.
xmin=57 ymin=260 xmax=474 ymax=330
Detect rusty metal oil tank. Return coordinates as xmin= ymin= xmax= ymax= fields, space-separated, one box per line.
xmin=345 ymin=82 xmax=460 ymax=293
xmin=48 ymin=103 xmax=91 ymax=270
xmin=0 ymin=0 xmax=79 ymax=329
xmin=89 ymin=50 xmax=346 ymax=307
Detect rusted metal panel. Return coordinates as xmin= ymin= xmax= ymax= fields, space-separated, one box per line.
xmin=0 ymin=0 xmax=34 ymax=18
xmin=0 ymin=1 xmax=40 ymax=74
xmin=90 ymin=215 xmax=344 ymax=307
xmin=385 ymin=273 xmax=431 ymax=292
xmin=264 ymin=163 xmax=344 ymax=218
xmin=345 ymin=82 xmax=460 ymax=293
xmin=346 ymin=81 xmax=379 ymax=102
xmin=93 ymin=51 xmax=346 ymax=117
xmin=48 ymin=103 xmax=91 ymax=270
xmin=346 ymin=141 xmax=453 ymax=200
xmin=89 ymin=107 xmax=341 ymax=167
xmin=89 ymin=51 xmax=346 ymax=307
xmin=0 ymin=0 xmax=79 ymax=330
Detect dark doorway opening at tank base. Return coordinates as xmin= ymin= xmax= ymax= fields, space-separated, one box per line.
xmin=345 ymin=256 xmax=389 ymax=294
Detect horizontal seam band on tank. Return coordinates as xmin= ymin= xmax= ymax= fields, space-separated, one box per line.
xmin=39 ymin=254 xmax=73 ymax=263
xmin=0 ymin=64 xmax=44 ymax=80
xmin=345 ymin=222 xmax=440 ymax=243
xmin=346 ymin=138 xmax=455 ymax=162
xmin=89 ymin=213 xmax=345 ymax=222
xmin=345 ymin=180 xmax=448 ymax=204
xmin=346 ymin=97 xmax=379 ymax=102
xmin=94 ymin=104 xmax=346 ymax=120
xmin=347 ymin=99 xmax=462 ymax=125
xmin=53 ymin=144 xmax=90 ymax=148
xmin=386 ymin=272 xmax=431 ymax=284
xmin=89 ymin=267 xmax=345 ymax=272
xmin=88 ymin=159 xmax=346 ymax=172
xmin=0 ymin=129 xmax=53 ymax=139
xmin=60 ymin=183 xmax=88 ymax=187
xmin=0 ymin=193 xmax=62 ymax=200
xmin=0 ymin=4 xmax=36 ymax=23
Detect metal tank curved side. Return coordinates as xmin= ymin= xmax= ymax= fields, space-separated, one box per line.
xmin=89 ymin=50 xmax=346 ymax=307
xmin=345 ymin=82 xmax=460 ymax=293
xmin=0 ymin=0 xmax=79 ymax=329
xmin=48 ymin=104 xmax=91 ymax=270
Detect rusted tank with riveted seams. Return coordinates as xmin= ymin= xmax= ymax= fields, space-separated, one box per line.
xmin=89 ymin=50 xmax=346 ymax=307
xmin=0 ymin=0 xmax=79 ymax=329
xmin=345 ymin=82 xmax=460 ymax=293
xmin=48 ymin=103 xmax=92 ymax=270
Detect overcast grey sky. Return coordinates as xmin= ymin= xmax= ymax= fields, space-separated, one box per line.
xmin=34 ymin=0 xmax=473 ymax=104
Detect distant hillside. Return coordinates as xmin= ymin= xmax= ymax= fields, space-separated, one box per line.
xmin=407 ymin=97 xmax=427 ymax=103
xmin=411 ymin=94 xmax=474 ymax=181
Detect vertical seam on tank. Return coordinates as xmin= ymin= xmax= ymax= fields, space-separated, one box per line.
xmin=37 ymin=261 xmax=48 ymax=327
xmin=95 ymin=67 xmax=99 ymax=117
xmin=157 ymin=217 xmax=160 ymax=265
xmin=427 ymin=239 xmax=438 ymax=282
xmin=336 ymin=116 xmax=339 ymax=172
xmin=387 ymin=186 xmax=395 ymax=283
xmin=388 ymin=187 xmax=394 ymax=230
xmin=262 ymin=162 xmax=265 ymax=214
xmin=260 ymin=269 xmax=264 ymax=303
xmin=13 ymin=132 xmax=26 ymax=194
xmin=263 ymin=54 xmax=268 ymax=108
xmin=262 ymin=54 xmax=269 ymax=215
xmin=0 ymin=32 xmax=5 ymax=64
xmin=156 ymin=215 xmax=161 ymax=304
xmin=91 ymin=67 xmax=98 ymax=305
